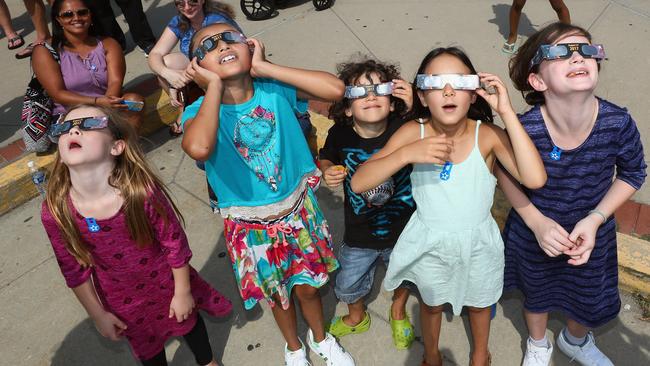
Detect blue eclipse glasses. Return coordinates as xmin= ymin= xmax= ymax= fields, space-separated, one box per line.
xmin=530 ymin=43 xmax=605 ymax=69
xmin=49 ymin=116 xmax=116 ymax=141
xmin=192 ymin=31 xmax=247 ymax=62
xmin=344 ymin=82 xmax=394 ymax=99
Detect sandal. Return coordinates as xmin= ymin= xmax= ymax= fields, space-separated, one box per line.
xmin=326 ymin=311 xmax=371 ymax=338
xmin=168 ymin=121 xmax=183 ymax=137
xmin=390 ymin=310 xmax=415 ymax=350
xmin=15 ymin=42 xmax=38 ymax=59
xmin=8 ymin=35 xmax=24 ymax=50
xmin=502 ymin=41 xmax=516 ymax=54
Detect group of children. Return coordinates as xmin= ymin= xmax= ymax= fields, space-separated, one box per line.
xmin=40 ymin=19 xmax=646 ymax=366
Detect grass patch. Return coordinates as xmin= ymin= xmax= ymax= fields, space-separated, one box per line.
xmin=632 ymin=292 xmax=650 ymax=321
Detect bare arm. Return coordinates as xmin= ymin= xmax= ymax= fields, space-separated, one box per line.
xmin=351 ymin=121 xmax=452 ymax=193
xmin=181 ymin=58 xmax=223 ymax=161
xmin=72 ymin=278 xmax=127 ymax=341
xmin=147 ymin=28 xmax=179 ymax=76
xmin=102 ymin=37 xmax=126 ymax=97
xmin=477 ymin=72 xmax=546 ymax=189
xmin=248 ymin=39 xmax=344 ymax=102
xmin=169 ymin=264 xmax=195 ymax=322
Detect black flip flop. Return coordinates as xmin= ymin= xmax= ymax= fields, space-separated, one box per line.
xmin=15 ymin=42 xmax=37 ymax=59
xmin=7 ymin=35 xmax=25 ymax=50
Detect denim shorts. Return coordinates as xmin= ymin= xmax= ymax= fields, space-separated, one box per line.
xmin=334 ymin=244 xmax=393 ymax=304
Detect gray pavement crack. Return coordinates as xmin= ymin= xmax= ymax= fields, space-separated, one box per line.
xmin=330 ymin=7 xmax=377 ymax=59
xmin=0 ymin=255 xmax=53 ymax=293
xmin=588 ymin=2 xmax=612 ymax=31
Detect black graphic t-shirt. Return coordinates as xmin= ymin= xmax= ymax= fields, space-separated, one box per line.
xmin=319 ymin=118 xmax=415 ymax=249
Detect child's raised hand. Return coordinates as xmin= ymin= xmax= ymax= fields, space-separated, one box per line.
xmin=401 ymin=135 xmax=453 ymax=165
xmin=530 ymin=215 xmax=575 ymax=257
xmin=323 ymin=165 xmax=347 ymax=188
xmin=247 ymin=38 xmax=270 ymax=78
xmin=391 ymin=79 xmax=413 ymax=112
xmin=94 ymin=311 xmax=127 ymax=341
xmin=186 ymin=57 xmax=223 ymax=91
xmin=564 ymin=214 xmax=602 ymax=265
xmin=169 ymin=291 xmax=196 ymax=323
xmin=476 ymin=72 xmax=514 ymax=116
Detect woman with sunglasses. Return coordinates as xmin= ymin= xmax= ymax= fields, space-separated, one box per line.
xmin=32 ymin=0 xmax=145 ymax=132
xmin=148 ymin=0 xmax=242 ymax=136
xmin=500 ymin=23 xmax=646 ymax=366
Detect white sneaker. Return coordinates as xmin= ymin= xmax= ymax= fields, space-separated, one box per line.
xmin=556 ymin=330 xmax=613 ymax=366
xmin=285 ymin=340 xmax=312 ymax=366
xmin=307 ymin=329 xmax=355 ymax=366
xmin=522 ymin=337 xmax=553 ymax=366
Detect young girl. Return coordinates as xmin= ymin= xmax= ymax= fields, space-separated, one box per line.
xmin=319 ymin=58 xmax=416 ymax=349
xmin=500 ymin=23 xmax=646 ymax=366
xmin=180 ymin=23 xmax=354 ymax=366
xmin=351 ymin=47 xmax=547 ymax=366
xmin=41 ymin=105 xmax=232 ymax=366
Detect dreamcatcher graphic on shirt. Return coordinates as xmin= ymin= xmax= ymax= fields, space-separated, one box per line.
xmin=233 ymin=105 xmax=282 ymax=191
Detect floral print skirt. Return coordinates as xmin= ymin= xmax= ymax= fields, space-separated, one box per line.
xmin=223 ymin=188 xmax=339 ymax=310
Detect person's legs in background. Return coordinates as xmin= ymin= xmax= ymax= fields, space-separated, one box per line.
xmin=113 ymin=0 xmax=156 ymax=55
xmin=0 ymin=0 xmax=24 ymax=50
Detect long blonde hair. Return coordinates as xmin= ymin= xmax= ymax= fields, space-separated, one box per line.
xmin=45 ymin=105 xmax=184 ymax=266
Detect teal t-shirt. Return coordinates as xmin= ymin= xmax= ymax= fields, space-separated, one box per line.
xmin=181 ymin=79 xmax=315 ymax=209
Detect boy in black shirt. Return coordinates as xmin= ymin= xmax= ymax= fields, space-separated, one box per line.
xmin=319 ymin=59 xmax=416 ymax=349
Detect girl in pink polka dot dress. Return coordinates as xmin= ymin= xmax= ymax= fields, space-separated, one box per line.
xmin=41 ymin=104 xmax=232 ymax=365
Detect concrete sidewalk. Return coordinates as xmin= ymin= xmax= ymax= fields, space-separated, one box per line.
xmin=0 ymin=1 xmax=649 ymax=365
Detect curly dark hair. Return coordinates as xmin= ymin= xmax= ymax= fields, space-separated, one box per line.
xmin=509 ymin=22 xmax=595 ymax=106
xmin=408 ymin=47 xmax=493 ymax=123
xmin=328 ymin=58 xmax=407 ymax=126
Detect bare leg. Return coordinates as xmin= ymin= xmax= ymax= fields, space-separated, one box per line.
xmin=549 ymin=0 xmax=571 ymax=24
xmin=420 ymin=303 xmax=444 ymax=366
xmin=0 ymin=0 xmax=19 ymax=41
xmin=294 ymin=284 xmax=326 ymax=342
xmin=342 ymin=298 xmax=366 ymax=326
xmin=524 ymin=310 xmax=549 ymax=340
xmin=468 ymin=306 xmax=491 ymax=366
xmin=507 ymin=0 xmax=527 ymax=44
xmin=270 ymin=294 xmax=302 ymax=351
xmin=391 ymin=287 xmax=409 ymax=320
xmin=566 ymin=318 xmax=589 ymax=338
xmin=23 ymin=0 xmax=50 ymax=42
xmin=121 ymin=92 xmax=145 ymax=132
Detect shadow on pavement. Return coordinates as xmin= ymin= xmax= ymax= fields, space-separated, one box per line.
xmin=488 ymin=3 xmax=537 ymax=41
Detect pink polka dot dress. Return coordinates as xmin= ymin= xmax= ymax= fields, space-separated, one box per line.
xmin=41 ymin=189 xmax=232 ymax=360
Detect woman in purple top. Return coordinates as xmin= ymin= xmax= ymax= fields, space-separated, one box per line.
xmin=32 ymin=0 xmax=144 ymax=131
xmin=148 ymin=0 xmax=242 ymax=135
xmin=42 ymin=104 xmax=231 ymax=365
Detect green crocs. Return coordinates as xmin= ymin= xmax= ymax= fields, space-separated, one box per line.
xmin=390 ymin=311 xmax=415 ymax=350
xmin=327 ymin=311 xmax=371 ymax=338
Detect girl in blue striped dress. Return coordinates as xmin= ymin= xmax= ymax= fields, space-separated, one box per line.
xmin=499 ymin=23 xmax=646 ymax=366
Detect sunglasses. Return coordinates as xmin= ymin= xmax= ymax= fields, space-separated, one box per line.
xmin=530 ymin=43 xmax=605 ymax=69
xmin=58 ymin=8 xmax=90 ymax=19
xmin=49 ymin=116 xmax=114 ymax=140
xmin=192 ymin=31 xmax=247 ymax=62
xmin=175 ymin=0 xmax=199 ymax=7
xmin=344 ymin=82 xmax=394 ymax=99
xmin=416 ymin=74 xmax=479 ymax=90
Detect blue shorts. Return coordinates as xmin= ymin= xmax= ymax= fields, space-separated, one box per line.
xmin=334 ymin=244 xmax=392 ymax=304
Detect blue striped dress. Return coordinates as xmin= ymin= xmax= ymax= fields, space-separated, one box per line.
xmin=503 ymin=98 xmax=647 ymax=328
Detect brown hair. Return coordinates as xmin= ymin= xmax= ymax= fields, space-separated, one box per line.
xmin=509 ymin=22 xmax=595 ymax=105
xmin=177 ymin=0 xmax=236 ymax=33
xmin=329 ymin=57 xmax=407 ymax=126
xmin=45 ymin=105 xmax=184 ymax=266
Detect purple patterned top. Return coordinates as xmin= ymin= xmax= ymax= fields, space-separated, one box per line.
xmin=41 ymin=188 xmax=232 ymax=360
xmin=53 ymin=39 xmax=109 ymax=115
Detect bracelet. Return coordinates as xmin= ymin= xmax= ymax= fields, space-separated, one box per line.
xmin=588 ymin=209 xmax=607 ymax=223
